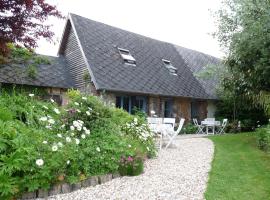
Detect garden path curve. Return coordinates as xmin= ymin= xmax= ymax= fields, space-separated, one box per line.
xmin=43 ymin=138 xmax=214 ymax=200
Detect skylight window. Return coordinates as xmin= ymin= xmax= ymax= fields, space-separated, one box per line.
xmin=118 ymin=47 xmax=136 ymax=65
xmin=162 ymin=59 xmax=177 ymax=76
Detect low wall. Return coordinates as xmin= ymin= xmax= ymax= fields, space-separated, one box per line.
xmin=20 ymin=173 xmax=121 ymax=199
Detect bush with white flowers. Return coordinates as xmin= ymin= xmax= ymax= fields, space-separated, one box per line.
xmin=0 ymin=89 xmax=156 ymax=200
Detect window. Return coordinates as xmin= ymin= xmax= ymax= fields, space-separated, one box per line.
xmin=164 ymin=99 xmax=173 ymax=117
xmin=116 ymin=96 xmax=147 ymax=114
xmin=118 ymin=48 xmax=136 ymax=65
xmin=191 ymin=101 xmax=199 ymax=119
xmin=133 ymin=96 xmax=146 ymax=113
xmin=116 ymin=96 xmax=131 ymax=113
xmin=162 ymin=59 xmax=177 ymax=75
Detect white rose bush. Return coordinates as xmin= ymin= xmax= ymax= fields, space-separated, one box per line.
xmin=0 ymin=89 xmax=156 ymax=199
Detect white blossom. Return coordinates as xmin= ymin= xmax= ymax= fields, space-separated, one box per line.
xmin=66 ymin=137 xmax=71 ymax=143
xmin=42 ymin=141 xmax=48 ymax=144
xmin=50 ymin=98 xmax=55 ymax=103
xmin=128 ymin=144 xmax=132 ymax=148
xmin=85 ymin=129 xmax=90 ymax=135
xmin=45 ymin=125 xmax=51 ymax=129
xmin=88 ymin=107 xmax=92 ymax=111
xmin=58 ymin=142 xmax=63 ymax=147
xmin=81 ymin=134 xmax=86 ymax=139
xmin=66 ymin=160 xmax=70 ymax=165
xmin=52 ymin=145 xmax=58 ymax=151
xmin=29 ymin=94 xmax=34 ymax=97
xmin=82 ymin=97 xmax=87 ymax=100
xmin=39 ymin=116 xmax=48 ymax=122
xmin=77 ymin=109 xmax=81 ymax=113
xmin=147 ymin=146 xmax=150 ymax=151
xmin=54 ymin=108 xmax=60 ymax=114
xmin=86 ymin=111 xmax=90 ymax=116
xmin=42 ymin=105 xmax=48 ymax=110
xmin=48 ymin=119 xmax=55 ymax=124
xmin=75 ymin=138 xmax=80 ymax=145
xmin=57 ymin=134 xmax=62 ymax=138
xmin=36 ymin=159 xmax=44 ymax=166
xmin=70 ymin=126 xmax=75 ymax=131
xmin=71 ymin=132 xmax=75 ymax=136
xmin=96 ymin=147 xmax=101 ymax=152
xmin=74 ymin=102 xmax=79 ymax=106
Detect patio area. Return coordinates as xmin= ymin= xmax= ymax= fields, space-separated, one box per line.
xmin=40 ymin=138 xmax=214 ymax=200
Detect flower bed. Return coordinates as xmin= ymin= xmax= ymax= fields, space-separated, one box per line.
xmin=0 ymin=89 xmax=156 ymax=200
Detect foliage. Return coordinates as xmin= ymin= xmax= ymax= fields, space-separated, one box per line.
xmin=0 ymin=90 xmax=156 ymax=199
xmin=26 ymin=64 xmax=38 ymax=79
xmin=213 ymin=0 xmax=270 ymax=114
xmin=256 ymin=125 xmax=270 ymax=152
xmin=0 ymin=0 xmax=62 ymax=56
xmin=215 ymin=94 xmax=269 ymax=131
xmin=118 ymin=155 xmax=144 ymax=176
xmin=121 ymin=118 xmax=156 ymax=158
xmin=0 ymin=44 xmax=52 ymax=79
xmin=182 ymin=123 xmax=197 ymax=134
xmin=205 ymin=133 xmax=270 ymax=200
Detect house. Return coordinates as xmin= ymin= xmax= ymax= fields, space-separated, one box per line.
xmin=0 ymin=13 xmax=220 ymax=122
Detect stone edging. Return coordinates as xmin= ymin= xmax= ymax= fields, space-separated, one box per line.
xmin=20 ymin=173 xmax=121 ymax=199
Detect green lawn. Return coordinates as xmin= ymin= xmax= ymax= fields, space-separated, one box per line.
xmin=205 ymin=133 xmax=270 ymax=200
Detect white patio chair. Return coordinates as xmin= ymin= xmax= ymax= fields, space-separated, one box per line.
xmin=205 ymin=118 xmax=215 ymax=121
xmin=193 ymin=118 xmax=204 ymax=134
xmin=147 ymin=117 xmax=163 ymax=149
xmin=164 ymin=118 xmax=185 ymax=149
xmin=163 ymin=118 xmax=176 ymax=129
xmin=218 ymin=119 xmax=228 ymax=134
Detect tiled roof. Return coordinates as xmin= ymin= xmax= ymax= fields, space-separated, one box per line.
xmin=69 ymin=13 xmax=215 ymax=99
xmin=174 ymin=45 xmax=221 ymax=99
xmin=0 ymin=55 xmax=74 ymax=88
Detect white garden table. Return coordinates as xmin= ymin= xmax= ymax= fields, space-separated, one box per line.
xmin=201 ymin=120 xmax=221 ymax=135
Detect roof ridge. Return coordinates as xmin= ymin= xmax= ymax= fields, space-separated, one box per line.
xmin=69 ymin=13 xmax=219 ymax=59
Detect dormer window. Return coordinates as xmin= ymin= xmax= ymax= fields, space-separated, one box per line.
xmin=162 ymin=59 xmax=177 ymax=76
xmin=118 ymin=47 xmax=136 ymax=65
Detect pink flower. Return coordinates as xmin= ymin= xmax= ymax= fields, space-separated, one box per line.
xmin=127 ymin=156 xmax=133 ymax=162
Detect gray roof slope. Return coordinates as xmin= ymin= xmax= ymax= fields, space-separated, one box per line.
xmin=0 ymin=56 xmax=74 ymax=88
xmin=174 ymin=45 xmax=221 ymax=99
xmin=69 ymin=13 xmax=211 ymax=99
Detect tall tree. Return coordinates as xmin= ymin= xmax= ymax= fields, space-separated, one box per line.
xmin=214 ymin=0 xmax=270 ymax=114
xmin=0 ymin=0 xmax=62 ymax=56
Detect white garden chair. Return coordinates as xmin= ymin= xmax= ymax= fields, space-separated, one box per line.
xmin=147 ymin=117 xmax=163 ymax=149
xmin=205 ymin=118 xmax=215 ymax=121
xmin=164 ymin=118 xmax=185 ymax=149
xmin=218 ymin=119 xmax=228 ymax=134
xmin=163 ymin=118 xmax=176 ymax=128
xmin=193 ymin=118 xmax=204 ymax=134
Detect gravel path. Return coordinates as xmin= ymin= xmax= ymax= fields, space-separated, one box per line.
xmin=45 ymin=138 xmax=214 ymax=200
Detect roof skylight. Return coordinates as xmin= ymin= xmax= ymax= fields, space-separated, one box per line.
xmin=118 ymin=47 xmax=136 ymax=65
xmin=162 ymin=59 xmax=177 ymax=76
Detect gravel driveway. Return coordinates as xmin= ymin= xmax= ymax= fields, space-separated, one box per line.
xmin=45 ymin=138 xmax=214 ymax=200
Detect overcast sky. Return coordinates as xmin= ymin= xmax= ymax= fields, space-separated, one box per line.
xmin=36 ymin=0 xmax=223 ymax=58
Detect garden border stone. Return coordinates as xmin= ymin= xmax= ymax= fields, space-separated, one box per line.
xmin=20 ymin=173 xmax=121 ymax=199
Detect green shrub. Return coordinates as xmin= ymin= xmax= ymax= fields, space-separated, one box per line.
xmin=182 ymin=123 xmax=197 ymax=134
xmin=0 ymin=107 xmax=13 ymax=121
xmin=0 ymin=90 xmax=156 ymax=199
xmin=256 ymin=126 xmax=270 ymax=152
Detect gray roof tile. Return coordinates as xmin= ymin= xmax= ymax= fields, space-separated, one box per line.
xmin=174 ymin=45 xmax=221 ymax=99
xmin=70 ymin=13 xmax=212 ymax=99
xmin=0 ymin=56 xmax=74 ymax=88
